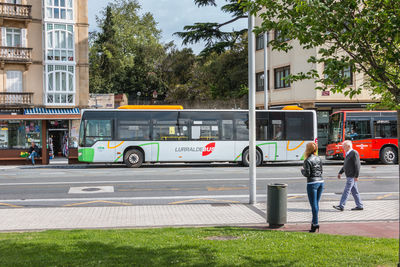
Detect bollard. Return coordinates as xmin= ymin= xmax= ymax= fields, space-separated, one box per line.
xmin=267 ymin=183 xmax=288 ymax=228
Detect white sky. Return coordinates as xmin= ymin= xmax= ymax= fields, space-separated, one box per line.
xmin=87 ymin=0 xmax=248 ymax=54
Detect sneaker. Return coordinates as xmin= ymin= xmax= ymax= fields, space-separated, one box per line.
xmin=351 ymin=207 xmax=364 ymax=211
xmin=333 ymin=205 xmax=344 ymax=211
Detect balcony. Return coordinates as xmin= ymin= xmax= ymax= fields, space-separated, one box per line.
xmin=0 ymin=46 xmax=32 ymax=64
xmin=0 ymin=92 xmax=33 ymax=107
xmin=0 ymin=3 xmax=32 ymax=24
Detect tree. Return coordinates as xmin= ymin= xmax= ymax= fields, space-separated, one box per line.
xmin=163 ymin=38 xmax=248 ymax=105
xmin=160 ymin=44 xmax=197 ymax=89
xmin=199 ymin=35 xmax=248 ymax=99
xmin=89 ymin=0 xmax=167 ymax=99
xmin=242 ymin=0 xmax=400 ymax=163
xmin=175 ymin=0 xmax=248 ymax=55
xmin=89 ymin=6 xmax=119 ymax=93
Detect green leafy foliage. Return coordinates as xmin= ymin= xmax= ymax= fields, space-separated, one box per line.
xmin=89 ymin=0 xmax=248 ymax=105
xmin=175 ymin=0 xmax=247 ymax=56
xmin=241 ymin=0 xmax=400 ymax=109
xmin=164 ymin=36 xmax=248 ymax=103
xmin=89 ymin=0 xmax=166 ymax=99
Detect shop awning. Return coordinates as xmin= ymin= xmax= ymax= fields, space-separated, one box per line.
xmin=24 ymin=108 xmax=80 ymax=115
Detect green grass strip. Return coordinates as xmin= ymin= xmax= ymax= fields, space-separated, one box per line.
xmin=0 ymin=227 xmax=397 ymax=266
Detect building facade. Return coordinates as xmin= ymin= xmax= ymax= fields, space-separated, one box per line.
xmin=254 ymin=17 xmax=376 ymax=151
xmin=0 ymin=0 xmax=88 ymax=164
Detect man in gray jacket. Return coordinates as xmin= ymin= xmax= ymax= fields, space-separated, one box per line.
xmin=333 ymin=140 xmax=364 ymax=211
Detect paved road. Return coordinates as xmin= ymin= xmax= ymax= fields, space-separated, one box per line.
xmin=0 ymin=162 xmax=398 ymax=208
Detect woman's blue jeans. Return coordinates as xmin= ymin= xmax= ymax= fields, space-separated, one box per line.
xmin=307 ymin=182 xmax=324 ymax=225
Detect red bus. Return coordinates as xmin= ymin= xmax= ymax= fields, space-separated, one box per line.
xmin=326 ymin=111 xmax=398 ymax=164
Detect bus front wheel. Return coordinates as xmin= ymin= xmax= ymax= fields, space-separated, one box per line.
xmin=124 ymin=149 xmax=144 ymax=168
xmin=242 ymin=149 xmax=262 ymax=167
xmin=380 ymin=147 xmax=398 ymax=165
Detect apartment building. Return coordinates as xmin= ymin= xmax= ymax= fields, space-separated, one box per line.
xmin=0 ymin=0 xmax=88 ymax=164
xmin=254 ymin=17 xmax=376 ymax=150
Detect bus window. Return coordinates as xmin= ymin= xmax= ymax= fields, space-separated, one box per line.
xmin=117 ymin=112 xmax=151 ymax=140
xmin=79 ymin=119 xmax=85 ymax=147
xmin=118 ymin=120 xmax=150 ymax=140
xmin=345 ymin=120 xmax=372 ymax=140
xmin=192 ymin=120 xmax=219 ymax=141
xmin=153 ymin=120 xmax=189 ymax=141
xmin=328 ymin=113 xmax=342 ymax=144
xmin=221 ymin=120 xmax=233 ymax=140
xmin=152 ymin=111 xmax=189 ymax=141
xmin=374 ymin=120 xmax=397 ymax=138
xmin=269 ymin=112 xmax=285 ymax=140
xmin=286 ymin=112 xmax=313 ymax=140
xmin=85 ymin=120 xmax=112 ymax=146
xmin=235 ymin=113 xmax=249 ymax=140
xmin=256 ymin=112 xmax=269 ymax=141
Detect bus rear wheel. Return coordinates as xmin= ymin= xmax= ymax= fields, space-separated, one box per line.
xmin=242 ymin=149 xmax=262 ymax=167
xmin=124 ymin=149 xmax=144 ymax=168
xmin=380 ymin=147 xmax=398 ymax=165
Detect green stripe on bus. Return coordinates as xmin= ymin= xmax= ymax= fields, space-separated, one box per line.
xmin=113 ymin=142 xmax=161 ymax=162
xmin=114 ymin=154 xmax=123 ymax=163
xmin=233 ymin=142 xmax=278 ymax=162
xmin=139 ymin=142 xmax=160 ymax=161
xmin=78 ymin=148 xmax=95 ymax=162
xmin=257 ymin=142 xmax=278 ymax=161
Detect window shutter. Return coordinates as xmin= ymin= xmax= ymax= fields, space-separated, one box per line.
xmin=21 ymin=28 xmax=27 ymax=47
xmin=1 ymin=28 xmax=6 ymax=46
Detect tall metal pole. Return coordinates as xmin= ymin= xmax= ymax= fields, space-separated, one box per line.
xmin=263 ymin=32 xmax=268 ymax=110
xmin=248 ymin=12 xmax=256 ymax=204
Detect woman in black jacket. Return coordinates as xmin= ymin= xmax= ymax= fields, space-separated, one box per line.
xmin=301 ymin=142 xmax=324 ymax=232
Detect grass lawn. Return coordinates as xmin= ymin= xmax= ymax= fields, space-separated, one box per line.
xmin=0 ymin=227 xmax=397 ymax=266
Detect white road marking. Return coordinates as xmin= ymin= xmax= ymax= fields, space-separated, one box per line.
xmin=0 ymin=176 xmax=397 ymax=186
xmin=0 ymin=192 xmax=397 ymax=203
xmin=68 ymin=186 xmax=114 ymax=194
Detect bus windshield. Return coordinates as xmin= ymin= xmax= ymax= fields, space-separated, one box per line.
xmin=80 ymin=119 xmax=112 ymax=147
xmin=328 ymin=113 xmax=343 ymax=144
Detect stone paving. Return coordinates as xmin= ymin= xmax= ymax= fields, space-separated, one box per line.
xmin=256 ymin=199 xmax=399 ymax=223
xmin=0 ymin=199 xmax=397 ymax=232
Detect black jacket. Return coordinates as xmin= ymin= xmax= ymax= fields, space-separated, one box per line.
xmin=339 ymin=150 xmax=360 ymax=178
xmin=28 ymin=145 xmax=40 ymax=155
xmin=301 ymin=154 xmax=324 ymax=183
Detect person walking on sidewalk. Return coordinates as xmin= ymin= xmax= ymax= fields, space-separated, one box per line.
xmin=301 ymin=142 xmax=324 ymax=233
xmin=333 ymin=140 xmax=364 ymax=211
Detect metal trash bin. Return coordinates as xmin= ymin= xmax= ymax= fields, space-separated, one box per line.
xmin=267 ymin=183 xmax=288 ymax=227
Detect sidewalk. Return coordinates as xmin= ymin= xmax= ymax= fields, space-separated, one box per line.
xmin=0 ymin=199 xmax=397 ymax=238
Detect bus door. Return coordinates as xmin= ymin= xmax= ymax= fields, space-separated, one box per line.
xmin=284 ymin=112 xmax=314 ymax=160
xmin=84 ymin=118 xmax=115 ymax=162
xmin=344 ymin=118 xmax=373 ymax=158
xmin=269 ymin=112 xmax=287 ymax=161
xmin=256 ymin=112 xmax=277 ymax=161
xmin=372 ymin=117 xmax=397 ymax=158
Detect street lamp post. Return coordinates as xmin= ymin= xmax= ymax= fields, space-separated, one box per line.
xmin=264 ymin=32 xmax=268 ymax=110
xmin=248 ymin=12 xmax=256 ymax=204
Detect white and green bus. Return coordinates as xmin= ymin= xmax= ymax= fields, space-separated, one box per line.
xmin=78 ymin=108 xmax=317 ymax=167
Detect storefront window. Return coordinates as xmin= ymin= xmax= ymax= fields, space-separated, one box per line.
xmin=0 ymin=120 xmax=41 ymax=149
xmin=0 ymin=122 xmax=8 ymax=149
xmin=69 ymin=119 xmax=80 ymax=148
